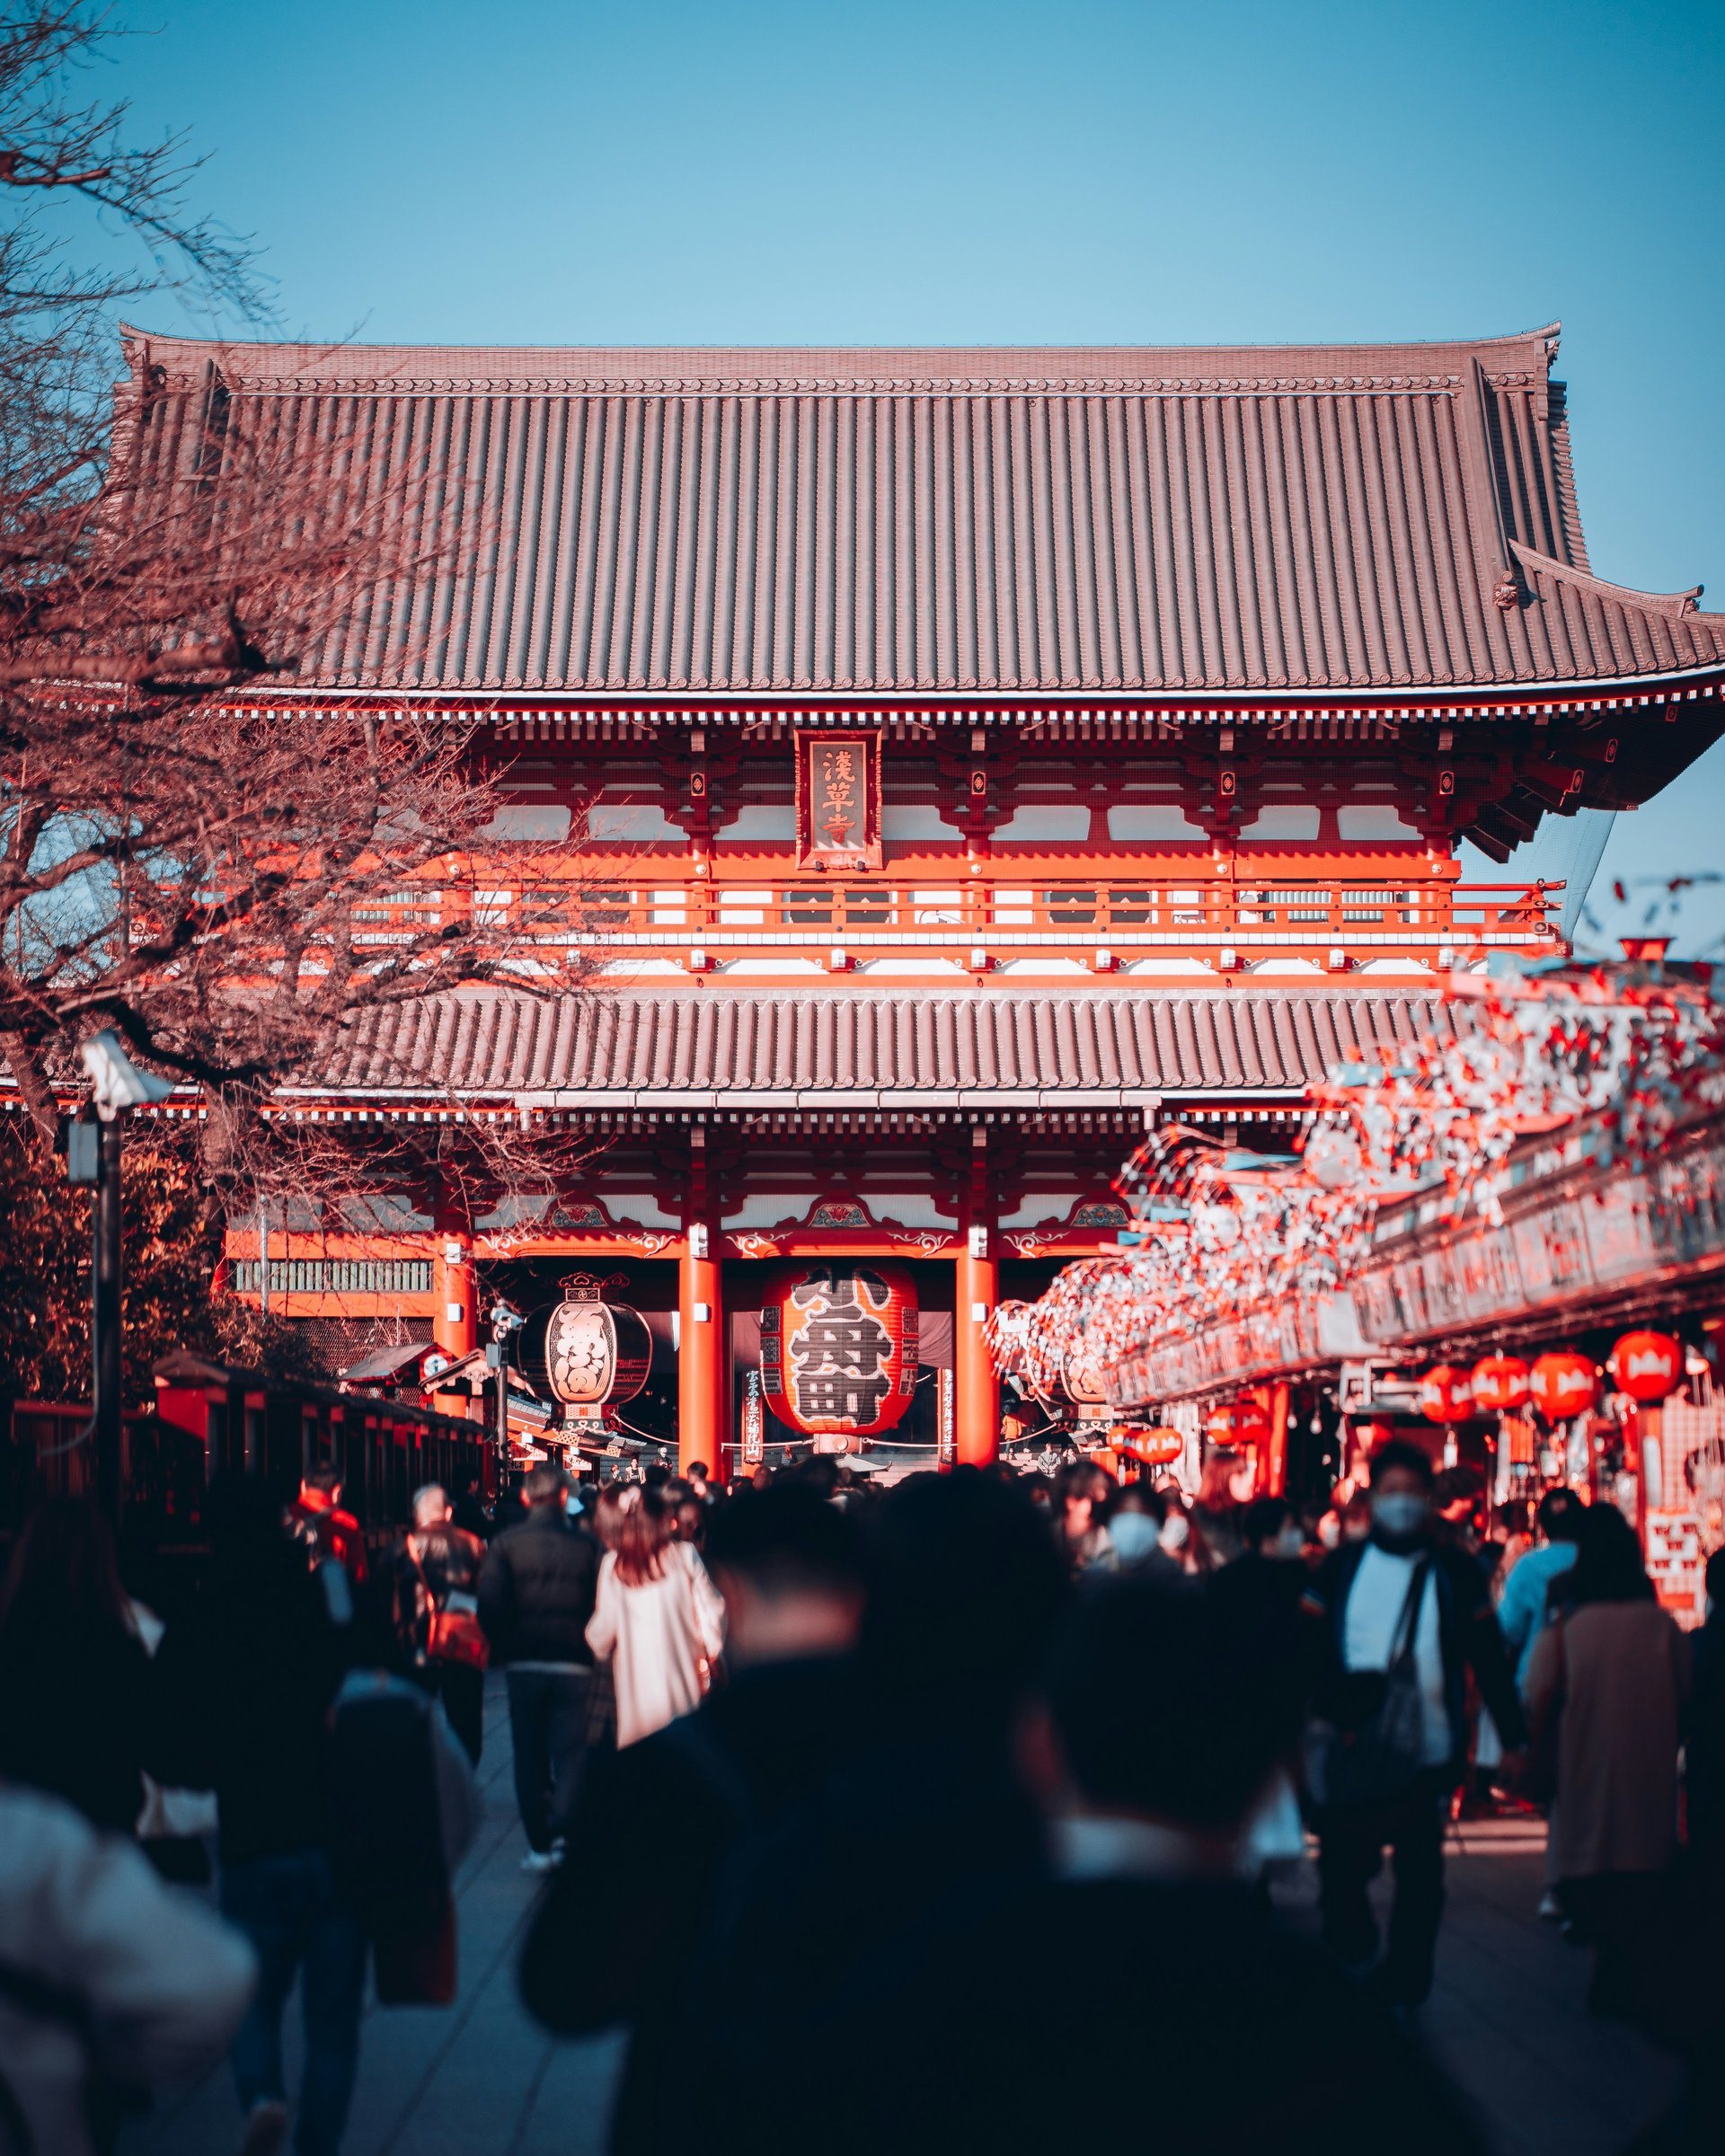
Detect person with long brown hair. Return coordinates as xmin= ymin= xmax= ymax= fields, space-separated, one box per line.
xmin=0 ymin=1498 xmax=151 ymax=1833
xmin=586 ymin=1487 xmax=726 ymax=1748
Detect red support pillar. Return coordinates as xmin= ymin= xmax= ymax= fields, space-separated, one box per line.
xmin=679 ymin=1133 xmax=725 ymax=1480
xmin=432 ymin=1169 xmax=476 ymax=1420
xmin=955 ymin=1130 xmax=998 ymax=1467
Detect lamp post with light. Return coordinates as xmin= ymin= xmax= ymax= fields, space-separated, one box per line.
xmin=63 ymin=1029 xmax=172 ymax=1510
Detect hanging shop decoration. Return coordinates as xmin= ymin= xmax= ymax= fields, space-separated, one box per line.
xmin=759 ymin=1263 xmax=918 ymax=1437
xmin=1529 ymin=1351 xmax=1598 ymax=1421
xmin=1607 ymin=1330 xmax=1685 ymax=1406
xmin=1204 ymin=1398 xmax=1271 ymax=1448
xmin=512 ymin=1294 xmax=652 ymax=1415
xmin=986 ymin=958 xmax=1725 ymax=1413
xmin=1418 ymin=1365 xmax=1474 ymax=1424
xmin=1470 ymin=1354 xmax=1531 ymax=1413
xmin=794 ymin=729 xmax=883 ymax=870
xmin=1112 ymin=1425 xmax=1184 ymax=1467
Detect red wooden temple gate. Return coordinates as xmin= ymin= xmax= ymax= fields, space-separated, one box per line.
xmin=74 ymin=324 xmax=1725 ymax=1474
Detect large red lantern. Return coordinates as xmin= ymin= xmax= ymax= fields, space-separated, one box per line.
xmin=1470 ymin=1353 xmax=1531 ymax=1413
xmin=1607 ymin=1330 xmax=1684 ymax=1406
xmin=1418 ymin=1365 xmax=1473 ymax=1424
xmin=1529 ymin=1351 xmax=1597 ymax=1421
xmin=1205 ymin=1399 xmax=1270 ymax=1448
xmin=759 ymin=1264 xmax=918 ymax=1437
xmin=513 ymin=1297 xmax=651 ymax=1411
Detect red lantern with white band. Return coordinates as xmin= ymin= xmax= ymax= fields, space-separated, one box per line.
xmin=1205 ymin=1399 xmax=1270 ymax=1448
xmin=1529 ymin=1351 xmax=1597 ymax=1421
xmin=1607 ymin=1330 xmax=1684 ymax=1406
xmin=1418 ymin=1365 xmax=1473 ymax=1424
xmin=1470 ymin=1353 xmax=1531 ymax=1413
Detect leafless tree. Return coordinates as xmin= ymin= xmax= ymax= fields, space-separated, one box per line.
xmin=0 ymin=6 xmax=599 ymax=1230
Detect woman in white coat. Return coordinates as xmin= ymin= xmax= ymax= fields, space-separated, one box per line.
xmin=586 ymin=1488 xmax=726 ymax=1748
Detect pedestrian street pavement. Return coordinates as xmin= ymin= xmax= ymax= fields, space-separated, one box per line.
xmin=125 ymin=1679 xmax=1682 ymax=2156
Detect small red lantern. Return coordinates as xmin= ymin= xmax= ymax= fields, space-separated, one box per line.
xmin=1418 ymin=1365 xmax=1473 ymax=1424
xmin=1112 ymin=1425 xmax=1184 ymax=1468
xmin=1205 ymin=1399 xmax=1270 ymax=1448
xmin=1607 ymin=1330 xmax=1684 ymax=1406
xmin=1470 ymin=1353 xmax=1531 ymax=1413
xmin=760 ymin=1263 xmax=918 ymax=1437
xmin=1529 ymin=1351 xmax=1597 ymax=1421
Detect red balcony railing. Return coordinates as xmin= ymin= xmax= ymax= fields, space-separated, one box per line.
xmin=374 ymin=870 xmax=1562 ymax=973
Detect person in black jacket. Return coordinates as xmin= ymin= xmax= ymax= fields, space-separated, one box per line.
xmin=477 ymin=1462 xmax=600 ymax=1870
xmin=147 ymin=1473 xmax=360 ymax=2156
xmin=690 ymin=1570 xmax=1485 ymax=2156
xmin=520 ymin=1485 xmax=868 ymax=2146
xmin=0 ymin=1498 xmax=151 ymax=1835
xmin=1299 ymin=1440 xmax=1527 ymax=2005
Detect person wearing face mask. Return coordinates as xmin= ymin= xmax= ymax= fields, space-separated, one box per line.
xmin=1102 ymin=1484 xmax=1182 ymax=1581
xmin=1299 ymin=1441 xmax=1527 ymax=2007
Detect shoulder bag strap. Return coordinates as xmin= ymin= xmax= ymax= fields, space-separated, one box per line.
xmin=1388 ymin=1558 xmax=1432 ymax=1669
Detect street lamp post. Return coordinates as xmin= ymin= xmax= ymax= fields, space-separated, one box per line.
xmin=66 ymin=1031 xmax=172 ymax=1514
xmin=489 ymin=1301 xmax=523 ymax=1480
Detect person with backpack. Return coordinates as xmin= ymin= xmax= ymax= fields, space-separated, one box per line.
xmin=1299 ymin=1440 xmax=1526 ymax=2006
xmin=389 ymin=1486 xmax=489 ymax=1763
xmin=286 ymin=1463 xmax=368 ymax=1598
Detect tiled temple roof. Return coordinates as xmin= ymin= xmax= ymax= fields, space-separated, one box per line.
xmin=123 ymin=325 xmax=1725 ymax=698
xmin=301 ymin=986 xmax=1453 ymax=1105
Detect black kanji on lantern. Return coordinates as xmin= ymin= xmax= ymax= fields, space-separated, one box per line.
xmin=789 ymin=1268 xmax=894 ymax=1425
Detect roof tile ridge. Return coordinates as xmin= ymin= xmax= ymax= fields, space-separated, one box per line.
xmin=1508 ymin=540 xmax=1711 ymax=622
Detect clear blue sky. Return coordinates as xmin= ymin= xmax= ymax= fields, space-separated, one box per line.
xmin=110 ymin=0 xmax=1725 ymax=950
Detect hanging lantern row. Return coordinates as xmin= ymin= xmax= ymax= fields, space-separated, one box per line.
xmin=1421 ymin=1329 xmax=1685 ymax=1433
xmin=989 ymin=958 xmax=1724 ymax=1413
xmin=1110 ymin=1425 xmax=1185 ymax=1467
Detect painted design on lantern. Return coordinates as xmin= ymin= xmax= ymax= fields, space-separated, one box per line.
xmin=760 ymin=1264 xmax=917 ymax=1436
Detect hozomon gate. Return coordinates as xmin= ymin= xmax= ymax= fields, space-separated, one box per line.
xmin=121 ymin=324 xmax=1725 ymax=1472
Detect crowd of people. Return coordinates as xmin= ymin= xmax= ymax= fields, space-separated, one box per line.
xmin=0 ymin=1436 xmax=1721 ymax=2154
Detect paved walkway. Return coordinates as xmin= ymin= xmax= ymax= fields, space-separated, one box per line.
xmin=124 ymin=1681 xmax=1682 ymax=2156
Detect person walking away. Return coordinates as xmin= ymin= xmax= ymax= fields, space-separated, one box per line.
xmin=451 ymin=1477 xmax=493 ymax=1542
xmin=1524 ymin=1504 xmax=1690 ymax=2022
xmin=522 ymin=1486 xmax=867 ymax=2149
xmin=477 ymin=1462 xmax=601 ymax=1871
xmin=1498 ymin=1487 xmax=1583 ymax=1694
xmin=585 ymin=1487 xmax=726 ymax=1749
xmin=1214 ymin=1498 xmax=1311 ymax=1877
xmin=147 ymin=1474 xmax=360 ymax=2156
xmin=1301 ymin=1440 xmax=1526 ymax=2006
xmin=286 ymin=1463 xmax=368 ymax=1601
xmin=0 ymin=1777 xmax=256 ymax=2156
xmin=0 ymin=1498 xmax=151 ymax=1835
xmin=717 ymin=1576 xmax=1485 ymax=2156
xmin=390 ymin=1484 xmax=488 ymax=1763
